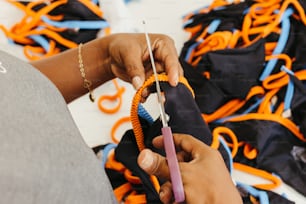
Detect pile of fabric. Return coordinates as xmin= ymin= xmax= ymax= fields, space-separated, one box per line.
xmin=101 ymin=0 xmax=306 ymax=203
xmin=0 ymin=0 xmax=109 ymax=60
xmin=180 ymin=0 xmax=306 ymax=202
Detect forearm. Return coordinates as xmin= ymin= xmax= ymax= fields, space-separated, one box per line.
xmin=31 ymin=33 xmax=183 ymax=103
xmin=31 ymin=37 xmax=114 ymax=103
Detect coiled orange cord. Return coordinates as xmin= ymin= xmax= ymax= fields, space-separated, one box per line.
xmin=98 ymin=79 xmax=126 ymax=114
xmin=130 ymin=73 xmax=194 ymax=151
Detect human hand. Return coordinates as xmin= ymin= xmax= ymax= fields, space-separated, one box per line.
xmin=137 ymin=134 xmax=242 ymax=204
xmin=104 ymin=33 xmax=183 ymax=91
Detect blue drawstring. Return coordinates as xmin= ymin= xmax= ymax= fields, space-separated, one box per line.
xmin=28 ymin=35 xmax=50 ymax=52
xmin=41 ymin=16 xmax=110 ymax=30
xmin=219 ymin=137 xmax=234 ymax=174
xmin=281 ymin=66 xmax=295 ymax=111
xmin=207 ymin=19 xmax=221 ymax=34
xmin=259 ymin=8 xmax=293 ymax=81
xmin=184 ymin=41 xmax=201 ymax=62
xmin=138 ymin=104 xmax=154 ymax=124
xmin=236 ymin=182 xmax=270 ymax=204
xmin=91 ymin=0 xmax=99 ymax=4
xmin=242 ymin=97 xmax=264 ymax=114
xmin=102 ymin=143 xmax=118 ymax=167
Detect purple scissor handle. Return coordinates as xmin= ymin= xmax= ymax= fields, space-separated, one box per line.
xmin=162 ymin=126 xmax=185 ymax=202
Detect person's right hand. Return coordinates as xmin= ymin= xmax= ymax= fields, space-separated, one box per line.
xmin=137 ymin=134 xmax=243 ymax=204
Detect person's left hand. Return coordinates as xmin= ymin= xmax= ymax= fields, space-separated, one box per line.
xmin=32 ymin=33 xmax=183 ymax=103
xmin=103 ymin=33 xmax=184 ymax=90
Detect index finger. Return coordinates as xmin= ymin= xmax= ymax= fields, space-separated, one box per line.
xmin=150 ymin=34 xmax=184 ymax=86
xmin=153 ymin=134 xmax=212 ymax=158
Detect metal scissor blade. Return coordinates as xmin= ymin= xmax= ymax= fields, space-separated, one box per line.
xmin=143 ymin=21 xmax=168 ymax=127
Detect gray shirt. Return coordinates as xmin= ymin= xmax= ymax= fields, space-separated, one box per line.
xmin=0 ymin=51 xmax=116 ymax=204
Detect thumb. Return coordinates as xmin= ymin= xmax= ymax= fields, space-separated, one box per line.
xmin=132 ymin=75 xmax=144 ymax=90
xmin=137 ymin=149 xmax=170 ymax=180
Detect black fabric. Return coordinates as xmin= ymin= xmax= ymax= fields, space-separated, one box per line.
xmin=179 ymin=39 xmax=265 ymax=114
xmin=15 ymin=0 xmax=105 ymax=51
xmin=183 ymin=1 xmax=250 ymax=41
xmin=199 ymin=38 xmax=265 ymax=99
xmin=237 ymin=186 xmax=295 ymax=204
xmin=115 ymin=129 xmax=160 ymax=203
xmin=275 ymin=74 xmax=306 ymax=137
xmin=292 ymin=20 xmax=306 ymax=70
xmin=222 ymin=119 xmax=306 ymax=196
xmin=179 ymin=58 xmax=227 ymax=114
xmin=179 ymin=0 xmax=306 ymax=199
xmin=112 ymin=82 xmax=231 ymax=203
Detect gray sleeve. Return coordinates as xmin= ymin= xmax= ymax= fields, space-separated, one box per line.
xmin=0 ymin=51 xmax=117 ymax=204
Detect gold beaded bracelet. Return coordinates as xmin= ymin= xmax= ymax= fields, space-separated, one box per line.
xmin=78 ymin=43 xmax=95 ymax=102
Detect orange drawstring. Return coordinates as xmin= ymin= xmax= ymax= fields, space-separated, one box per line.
xmin=104 ymin=152 xmax=126 ymax=172
xmin=98 ymin=79 xmax=125 ymax=114
xmin=211 ymin=126 xmax=282 ymax=191
xmin=3 ymin=0 xmax=108 ymax=60
xmin=131 ymin=74 xmax=194 ymax=151
xmin=243 ymin=144 xmax=258 ymax=160
xmin=203 ymin=85 xmax=265 ymax=123
xmin=233 ymin=162 xmax=282 ymax=190
xmin=111 ymin=116 xmax=131 ymax=144
xmin=130 ymin=73 xmax=194 ymax=194
xmin=225 ymin=113 xmax=306 ymax=142
xmin=212 ymin=126 xmax=239 ymax=157
xmin=113 ymin=183 xmax=133 ymax=203
xmin=78 ymin=0 xmax=103 ymax=17
xmin=211 ymin=126 xmax=281 ymax=191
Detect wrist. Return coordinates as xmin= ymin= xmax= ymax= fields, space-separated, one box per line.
xmin=81 ymin=36 xmax=114 ymax=88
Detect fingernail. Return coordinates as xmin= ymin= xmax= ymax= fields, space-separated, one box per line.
xmin=172 ymin=73 xmax=178 ymax=87
xmin=139 ymin=150 xmax=154 ymax=170
xmin=132 ymin=76 xmax=143 ymax=90
xmin=159 ymin=190 xmax=165 ymax=200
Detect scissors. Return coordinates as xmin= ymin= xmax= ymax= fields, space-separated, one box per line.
xmin=143 ymin=21 xmax=185 ymax=203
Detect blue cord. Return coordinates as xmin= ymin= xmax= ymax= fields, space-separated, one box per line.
xmin=101 ymin=143 xmax=118 ymax=167
xmin=41 ymin=16 xmax=109 ymax=30
xmin=207 ymin=19 xmax=221 ymax=34
xmin=281 ymin=66 xmax=295 ymax=111
xmin=28 ymin=35 xmax=50 ymax=52
xmin=242 ymin=97 xmax=264 ymax=114
xmin=138 ymin=104 xmax=154 ymax=124
xmin=184 ymin=41 xmax=201 ymax=62
xmin=219 ymin=137 xmax=234 ymax=174
xmin=182 ymin=19 xmax=194 ymax=28
xmin=259 ymin=8 xmax=294 ymax=81
xmin=236 ymin=182 xmax=270 ymax=204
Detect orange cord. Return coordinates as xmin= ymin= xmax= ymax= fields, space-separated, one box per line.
xmin=131 ymin=74 xmax=193 ymax=151
xmin=111 ymin=116 xmax=131 ymax=144
xmin=233 ymin=162 xmax=282 ymax=190
xmin=212 ymin=126 xmax=239 ymax=157
xmin=2 ymin=0 xmax=107 ymax=60
xmin=130 ymin=73 xmax=194 ymax=194
xmin=98 ymin=79 xmax=125 ymax=114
